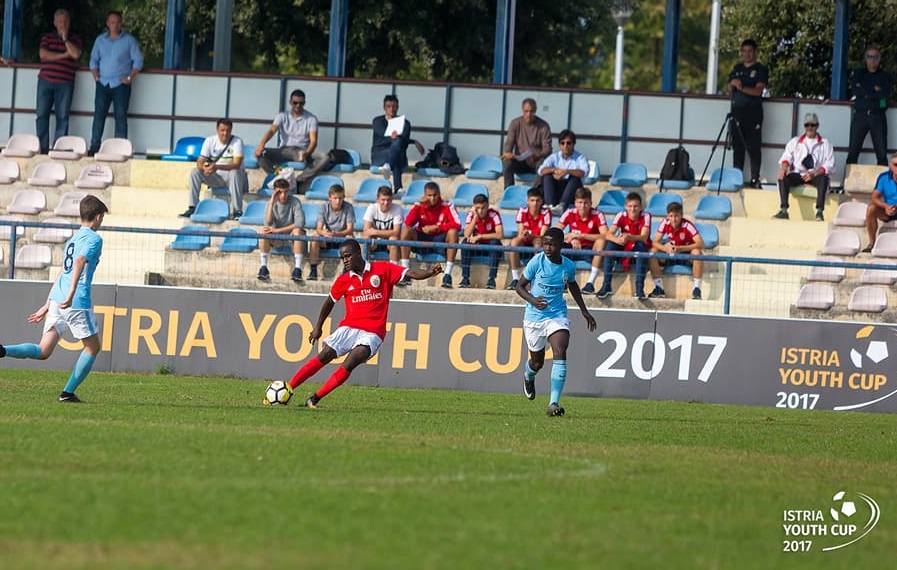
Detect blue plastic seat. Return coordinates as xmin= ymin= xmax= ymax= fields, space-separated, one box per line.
xmin=238 ymin=200 xmax=268 ymax=225
xmin=243 ymin=145 xmax=258 ymax=169
xmin=497 ymin=185 xmax=529 ymax=210
xmin=452 ymin=182 xmax=489 ymax=207
xmin=256 ymin=173 xmax=277 ymax=197
xmin=353 ymin=178 xmax=391 ymax=203
xmin=219 ymin=228 xmax=259 ymax=253
xmin=609 ymin=162 xmax=648 ymax=188
xmin=306 ymin=175 xmax=345 ymax=200
xmin=597 ymin=190 xmax=627 ymax=215
xmin=696 ymin=222 xmax=720 ymax=249
xmin=501 ymin=212 xmax=518 ymax=239
xmin=401 ymin=179 xmax=434 ymax=204
xmin=301 ymin=202 xmax=321 ymax=230
xmin=657 ymin=167 xmax=695 ymax=190
xmin=465 ymin=155 xmax=502 ymax=180
xmin=354 ymin=204 xmax=368 ymax=231
xmin=514 ymin=171 xmax=536 ymax=183
xmin=645 ymin=193 xmax=684 ymax=217
xmin=280 ymin=161 xmax=306 ymax=170
xmin=694 ymin=195 xmax=732 ymax=221
xmin=707 ymin=168 xmax=744 ymax=192
xmin=417 ymin=166 xmax=449 ymax=178
xmin=171 ymin=225 xmax=210 ymax=250
xmin=190 ymin=198 xmax=230 ymax=223
xmin=583 ymin=160 xmax=601 ymax=185
xmin=161 ymin=136 xmax=204 ymax=162
xmin=330 ymin=149 xmax=362 ymax=173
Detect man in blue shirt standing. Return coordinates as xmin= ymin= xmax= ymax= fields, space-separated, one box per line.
xmin=1 ymin=195 xmax=108 ymax=403
xmin=88 ymin=10 xmax=143 ymax=155
xmin=863 ymin=155 xmax=897 ymax=252
xmin=514 ymin=227 xmax=597 ymax=417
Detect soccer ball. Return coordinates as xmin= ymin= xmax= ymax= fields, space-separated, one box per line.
xmin=264 ymin=381 xmax=292 ymax=405
xmin=830 ymin=490 xmax=857 ymax=521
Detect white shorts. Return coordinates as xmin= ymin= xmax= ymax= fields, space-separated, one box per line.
xmin=323 ymin=326 xmax=383 ymax=359
xmin=44 ymin=302 xmax=99 ymax=341
xmin=523 ymin=317 xmax=570 ymax=352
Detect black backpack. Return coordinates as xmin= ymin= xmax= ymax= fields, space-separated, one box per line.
xmin=660 ymin=146 xmax=691 ymax=181
xmin=416 ymin=142 xmax=465 ymax=175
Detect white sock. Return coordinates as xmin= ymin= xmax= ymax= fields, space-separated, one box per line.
xmin=445 ymin=262 xmax=454 ymax=274
xmin=511 ymin=268 xmax=520 ymax=280
xmin=295 ymin=254 xmax=304 ymax=269
xmin=654 ymin=278 xmax=663 ymax=288
xmin=401 ymin=259 xmax=410 ymax=268
xmin=588 ymin=267 xmax=599 ymax=281
xmin=260 ymin=253 xmax=269 ymax=266
xmin=693 ymin=278 xmax=702 ymax=289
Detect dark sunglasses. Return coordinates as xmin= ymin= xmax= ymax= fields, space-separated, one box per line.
xmin=290 ymin=100 xmax=305 ymax=105
xmin=804 ymin=123 xmax=818 ymax=127
xmin=559 ymin=140 xmax=574 ymax=146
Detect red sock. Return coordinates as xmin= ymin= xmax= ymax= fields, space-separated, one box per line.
xmin=288 ymin=356 xmax=325 ymax=389
xmin=315 ymin=366 xmax=351 ymax=399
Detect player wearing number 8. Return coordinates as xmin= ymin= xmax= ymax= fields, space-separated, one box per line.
xmin=0 ymin=195 xmax=108 ymax=403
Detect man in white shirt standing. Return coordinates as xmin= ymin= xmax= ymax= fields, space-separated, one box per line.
xmin=773 ymin=112 xmax=835 ymax=222
xmin=180 ymin=118 xmax=248 ymax=219
xmin=255 ymin=89 xmax=326 ymax=190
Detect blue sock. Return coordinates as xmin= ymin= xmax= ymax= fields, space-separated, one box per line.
xmin=550 ymin=360 xmax=567 ymax=405
xmin=63 ymin=352 xmax=96 ymax=394
xmin=525 ymin=360 xmax=537 ymax=382
xmin=4 ymin=343 xmax=42 ymax=359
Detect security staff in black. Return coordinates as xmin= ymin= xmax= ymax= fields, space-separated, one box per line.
xmin=727 ymin=39 xmax=768 ymax=188
xmin=846 ymin=45 xmax=893 ymax=166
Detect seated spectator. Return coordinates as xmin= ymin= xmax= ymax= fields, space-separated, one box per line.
xmin=555 ymin=187 xmax=607 ymax=293
xmin=371 ymin=95 xmax=424 ymax=192
xmin=308 ymin=185 xmax=355 ymax=281
xmin=399 ymin=182 xmax=461 ymax=288
xmin=257 ymin=178 xmax=306 ymax=284
xmin=362 ymin=186 xmax=404 ymax=262
xmin=773 ymin=112 xmax=835 ymax=221
xmin=863 ymin=153 xmax=897 ymax=252
xmin=460 ymin=193 xmax=504 ymax=290
xmin=254 ymin=88 xmax=326 ymax=191
xmin=596 ymin=192 xmax=651 ymax=300
xmin=507 ymin=187 xmax=552 ymax=290
xmin=647 ymin=202 xmax=705 ymax=300
xmin=500 ymin=97 xmax=552 ymax=190
xmin=538 ymin=129 xmax=589 ymax=215
xmin=180 ymin=118 xmax=248 ymax=219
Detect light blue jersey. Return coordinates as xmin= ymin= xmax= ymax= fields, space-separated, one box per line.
xmin=522 ymin=252 xmax=576 ymax=322
xmin=50 ymin=227 xmax=103 ymax=309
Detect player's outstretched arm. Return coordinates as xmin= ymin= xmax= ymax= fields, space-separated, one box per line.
xmin=567 ymin=281 xmax=597 ymax=332
xmin=406 ymin=264 xmax=443 ymax=281
xmin=309 ymin=297 xmax=336 ymax=343
xmin=515 ymin=275 xmax=547 ymax=310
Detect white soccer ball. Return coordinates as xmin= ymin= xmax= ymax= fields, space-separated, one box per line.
xmin=265 ymin=381 xmax=293 ymax=405
xmin=830 ymin=491 xmax=857 ymax=521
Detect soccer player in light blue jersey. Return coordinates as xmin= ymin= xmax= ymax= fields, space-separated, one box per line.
xmin=514 ymin=227 xmax=596 ymax=416
xmin=1 ymin=195 xmax=108 ymax=402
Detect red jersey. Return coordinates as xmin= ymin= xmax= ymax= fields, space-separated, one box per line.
xmin=559 ymin=208 xmax=607 ymax=245
xmin=329 ymin=261 xmax=406 ymax=339
xmin=404 ymin=199 xmax=462 ymax=236
xmin=515 ymin=206 xmax=552 ymax=238
xmin=464 ymin=207 xmax=503 ymax=236
xmin=656 ymin=218 xmax=700 ymax=246
xmin=610 ymin=211 xmax=652 ymax=238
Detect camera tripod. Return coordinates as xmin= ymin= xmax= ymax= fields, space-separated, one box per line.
xmin=698 ymin=110 xmax=747 ymax=194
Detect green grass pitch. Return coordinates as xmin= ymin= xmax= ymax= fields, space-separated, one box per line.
xmin=1 ymin=369 xmax=895 ymax=569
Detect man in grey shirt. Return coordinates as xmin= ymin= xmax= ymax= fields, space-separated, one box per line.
xmin=255 ymin=88 xmax=326 ymax=191
xmin=258 ymin=178 xmax=306 ymax=284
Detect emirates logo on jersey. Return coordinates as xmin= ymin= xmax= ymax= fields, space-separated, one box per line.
xmin=370 ymin=275 xmax=381 ymax=288
xmin=351 ymin=290 xmax=384 ymax=303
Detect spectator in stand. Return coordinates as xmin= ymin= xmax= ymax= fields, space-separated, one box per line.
xmin=500 ymin=98 xmax=552 ymax=190
xmin=727 ymin=39 xmax=768 ymax=188
xmin=36 ymin=9 xmax=82 ymax=154
xmin=179 ymin=119 xmax=248 ymax=220
xmin=399 ymin=182 xmax=461 ymax=288
xmin=255 ymin=89 xmax=326 ymax=190
xmin=647 ymin=202 xmax=705 ymax=300
xmin=257 ymin=178 xmax=306 ymax=284
xmin=863 ymin=153 xmax=897 ymax=252
xmin=362 ymin=186 xmax=404 ymax=263
xmin=459 ymin=193 xmax=504 ymax=290
xmin=538 ymin=129 xmax=589 ymax=215
xmin=846 ymin=45 xmax=893 ymax=167
xmin=308 ymin=185 xmax=355 ymax=281
xmin=507 ymin=187 xmax=552 ymax=290
xmin=595 ymin=192 xmax=651 ymax=300
xmin=371 ymin=95 xmax=425 ymax=193
xmin=773 ymin=113 xmax=835 ymax=222
xmin=88 ymin=10 xmax=143 ymax=156
xmin=555 ymin=187 xmax=607 ymax=294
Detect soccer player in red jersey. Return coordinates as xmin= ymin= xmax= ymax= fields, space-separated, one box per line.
xmin=647 ymin=201 xmax=705 ymax=300
xmin=399 ymin=182 xmax=461 ymax=288
xmin=595 ymin=192 xmax=651 ymax=300
xmin=269 ymin=239 xmax=442 ymax=408
xmin=459 ymin=193 xmax=504 ymax=289
xmin=555 ymin=187 xmax=607 ymax=294
xmin=507 ymin=187 xmax=552 ymax=290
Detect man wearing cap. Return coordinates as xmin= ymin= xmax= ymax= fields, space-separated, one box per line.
xmin=846 ymin=45 xmax=892 ymax=167
xmin=773 ymin=113 xmax=835 ymax=221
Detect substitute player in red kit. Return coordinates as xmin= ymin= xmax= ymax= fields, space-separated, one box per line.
xmin=266 ymin=239 xmax=442 ymax=408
